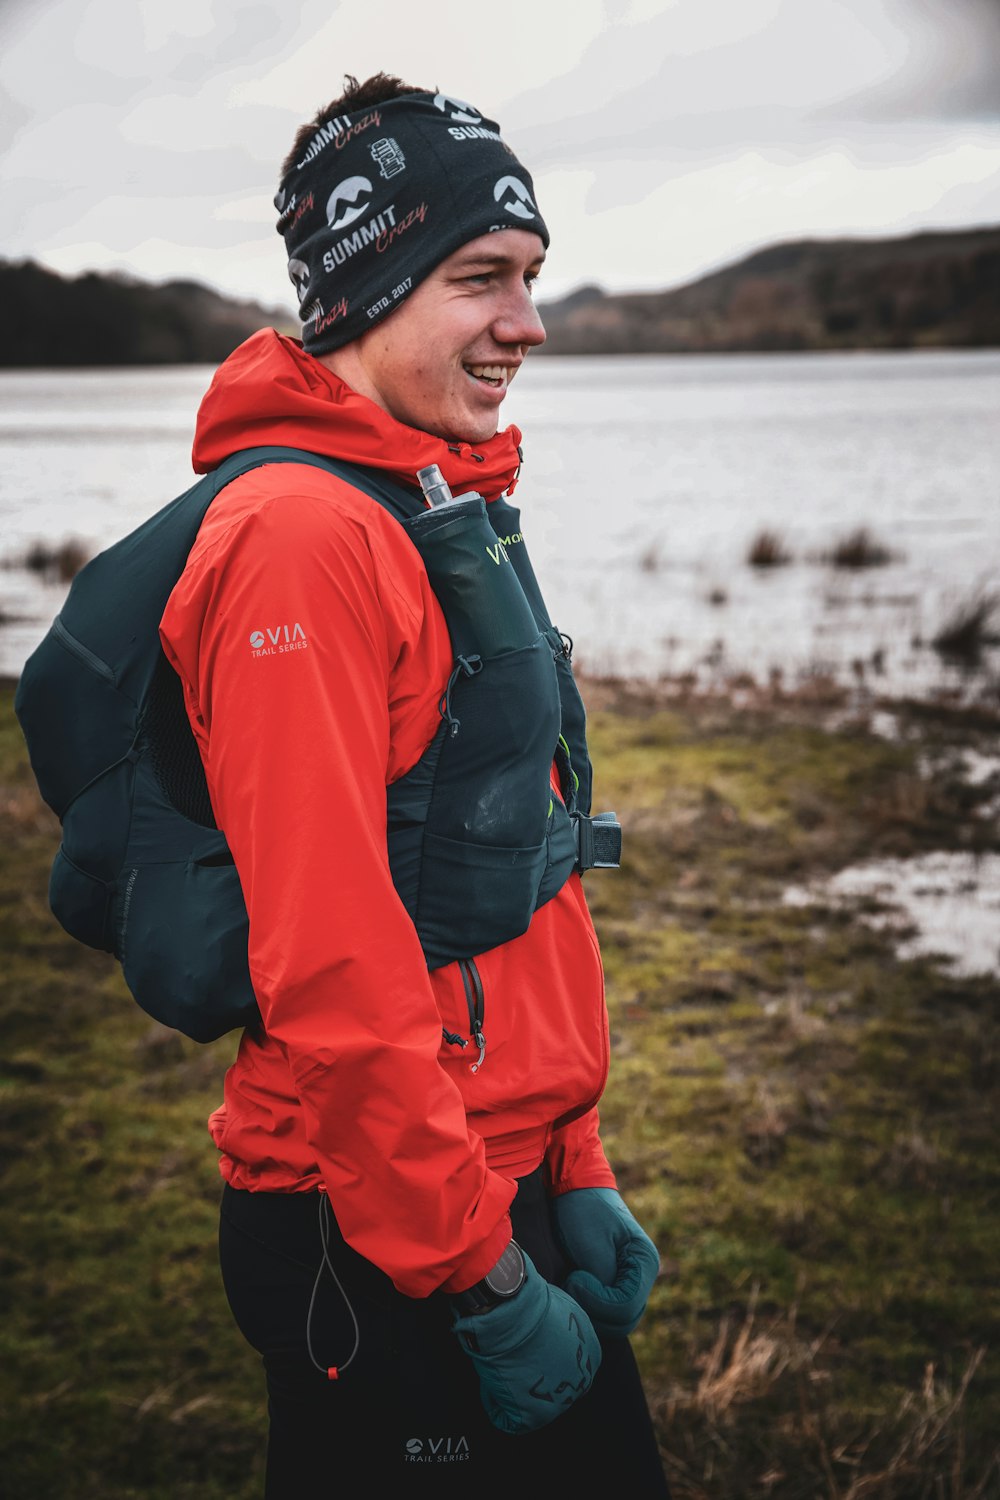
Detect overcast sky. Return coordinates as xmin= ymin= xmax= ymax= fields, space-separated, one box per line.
xmin=2 ymin=0 xmax=998 ymax=313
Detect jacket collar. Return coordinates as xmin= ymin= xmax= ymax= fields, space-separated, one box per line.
xmin=192 ymin=329 xmax=523 ymax=502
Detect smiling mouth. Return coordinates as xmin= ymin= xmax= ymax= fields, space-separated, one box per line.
xmin=464 ymin=363 xmax=513 ymax=390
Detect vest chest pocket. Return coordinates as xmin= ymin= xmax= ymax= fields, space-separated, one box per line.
xmin=417 ymin=831 xmax=548 ymax=965
xmin=406 ymin=636 xmax=560 ymax=967
xmin=385 ymin=494 xmax=608 ymax=971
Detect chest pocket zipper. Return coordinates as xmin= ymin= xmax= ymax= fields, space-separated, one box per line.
xmin=458 ymin=958 xmax=487 ymax=1073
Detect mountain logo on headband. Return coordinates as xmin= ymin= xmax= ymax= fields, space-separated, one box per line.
xmin=326 ymin=175 xmax=374 ymax=231
xmin=433 ymin=93 xmax=481 ymax=124
xmin=493 ymin=176 xmax=537 ymax=221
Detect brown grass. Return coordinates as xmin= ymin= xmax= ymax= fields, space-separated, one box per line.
xmin=20 ymin=536 xmax=91 ymax=582
xmin=931 ymin=589 xmax=1000 ymax=666
xmin=748 ymin=530 xmax=793 ymax=568
xmin=823 ymin=528 xmax=894 ymax=569
xmin=657 ymin=1297 xmax=995 ymax=1500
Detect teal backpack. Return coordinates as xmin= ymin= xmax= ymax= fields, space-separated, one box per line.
xmin=15 ymin=447 xmax=619 ymax=1043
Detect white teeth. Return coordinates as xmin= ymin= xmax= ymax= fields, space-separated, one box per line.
xmin=466 ymin=364 xmax=508 ymax=383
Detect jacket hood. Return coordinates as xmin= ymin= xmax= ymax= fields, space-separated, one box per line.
xmin=192 ymin=329 xmax=524 ymax=502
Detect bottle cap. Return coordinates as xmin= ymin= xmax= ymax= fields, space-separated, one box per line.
xmin=416 ymin=465 xmax=453 ymax=508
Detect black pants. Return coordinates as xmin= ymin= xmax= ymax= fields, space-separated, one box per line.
xmin=219 ymin=1169 xmax=671 ymax=1496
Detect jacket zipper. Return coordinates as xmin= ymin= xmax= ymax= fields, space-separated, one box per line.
xmin=458 ymin=958 xmax=486 ymax=1073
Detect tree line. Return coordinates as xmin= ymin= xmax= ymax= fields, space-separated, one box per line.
xmin=0 ymin=260 xmax=294 ymax=366
xmin=2 ymin=224 xmax=998 ymax=365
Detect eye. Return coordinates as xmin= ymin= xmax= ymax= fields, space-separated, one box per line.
xmin=525 ymin=271 xmax=541 ymax=295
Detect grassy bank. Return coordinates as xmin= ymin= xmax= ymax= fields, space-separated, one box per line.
xmin=1 ymin=676 xmax=998 ymax=1498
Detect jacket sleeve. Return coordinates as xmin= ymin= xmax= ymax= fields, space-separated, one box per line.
xmin=544 ymin=1105 xmax=619 ymax=1197
xmin=161 ymin=483 xmax=515 ymax=1297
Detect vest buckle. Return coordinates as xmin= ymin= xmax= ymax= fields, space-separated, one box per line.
xmin=573 ymin=811 xmax=622 ymax=872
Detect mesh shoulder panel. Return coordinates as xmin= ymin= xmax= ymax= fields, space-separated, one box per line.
xmin=140 ymin=651 xmax=217 ymax=828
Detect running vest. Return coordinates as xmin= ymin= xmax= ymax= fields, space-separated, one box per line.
xmin=15 ymin=447 xmax=621 ymax=1042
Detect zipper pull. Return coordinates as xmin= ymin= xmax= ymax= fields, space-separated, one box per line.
xmin=459 ymin=959 xmax=487 ymax=1074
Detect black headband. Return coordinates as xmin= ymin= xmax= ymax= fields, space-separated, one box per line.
xmin=275 ymin=90 xmax=549 ymax=355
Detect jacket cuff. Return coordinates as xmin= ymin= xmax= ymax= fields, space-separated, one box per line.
xmin=543 ymin=1107 xmax=618 ymax=1197
xmin=440 ymin=1212 xmax=515 ymax=1295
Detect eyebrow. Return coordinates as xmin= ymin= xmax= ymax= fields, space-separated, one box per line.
xmin=450 ymin=251 xmax=546 ymax=272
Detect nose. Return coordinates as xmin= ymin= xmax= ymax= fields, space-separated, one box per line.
xmin=492 ymin=283 xmax=546 ymax=350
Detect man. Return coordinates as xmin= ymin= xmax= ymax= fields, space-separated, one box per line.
xmin=161 ymin=72 xmax=670 ymax=1494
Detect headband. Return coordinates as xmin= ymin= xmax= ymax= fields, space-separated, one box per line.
xmin=275 ymin=90 xmax=549 ymax=355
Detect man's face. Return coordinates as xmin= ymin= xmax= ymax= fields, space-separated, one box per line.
xmin=321 ymin=229 xmax=546 ymax=443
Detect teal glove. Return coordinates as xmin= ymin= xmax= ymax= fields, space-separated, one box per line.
xmin=450 ymin=1250 xmax=601 ymax=1434
xmin=552 ymin=1187 xmax=660 ymax=1338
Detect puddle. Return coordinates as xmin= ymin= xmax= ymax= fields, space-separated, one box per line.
xmin=784 ymin=851 xmax=1000 ymax=979
xmin=868 ymin=710 xmax=901 ymax=741
xmin=956 ymin=748 xmax=1000 ymax=789
xmin=914 ymin=747 xmax=1000 ymax=823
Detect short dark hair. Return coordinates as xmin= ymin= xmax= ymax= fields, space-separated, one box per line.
xmin=280 ymin=73 xmax=429 ymax=178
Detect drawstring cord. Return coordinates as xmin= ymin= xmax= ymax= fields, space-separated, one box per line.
xmin=438 ymin=654 xmax=483 ymax=737
xmin=305 ymin=1194 xmax=361 ymax=1382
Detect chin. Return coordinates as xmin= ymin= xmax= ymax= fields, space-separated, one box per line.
xmin=456 ymin=413 xmax=500 ymax=444
xmin=426 ymin=413 xmax=499 ymax=445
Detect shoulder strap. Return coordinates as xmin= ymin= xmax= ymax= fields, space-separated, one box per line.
xmin=206 ymin=446 xmax=425 ymax=524
xmin=138 ymin=446 xmax=428 ymax=829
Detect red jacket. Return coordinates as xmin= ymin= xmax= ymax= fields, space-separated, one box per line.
xmin=160 ymin=330 xmax=616 ymax=1298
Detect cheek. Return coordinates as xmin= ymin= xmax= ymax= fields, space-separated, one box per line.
xmin=410 ymin=348 xmax=463 ymax=398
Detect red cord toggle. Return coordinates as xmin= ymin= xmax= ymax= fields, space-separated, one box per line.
xmin=327 ymin=1367 xmax=339 ymax=1381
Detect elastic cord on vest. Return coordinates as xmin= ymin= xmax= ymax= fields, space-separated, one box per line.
xmin=438 ymin=653 xmax=482 ymax=737
xmin=305 ymin=1194 xmax=361 ymax=1381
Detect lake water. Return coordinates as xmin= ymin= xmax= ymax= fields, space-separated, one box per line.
xmin=2 ymin=350 xmax=998 ymax=699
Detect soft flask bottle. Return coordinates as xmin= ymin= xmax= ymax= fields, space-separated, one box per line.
xmin=408 ymin=465 xmax=539 ymax=659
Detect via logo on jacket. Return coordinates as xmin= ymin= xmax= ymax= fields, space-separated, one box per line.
xmin=249 ymin=623 xmax=308 ymax=656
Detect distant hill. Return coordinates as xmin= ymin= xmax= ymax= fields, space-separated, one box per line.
xmin=0 ymin=260 xmax=296 ymax=366
xmin=535 ymin=226 xmax=1000 ymax=354
xmin=2 ymin=224 xmax=998 ymax=365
